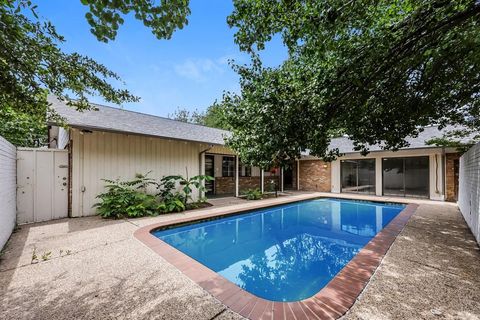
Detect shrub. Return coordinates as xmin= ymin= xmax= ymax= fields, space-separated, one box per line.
xmin=160 ymin=174 xmax=213 ymax=205
xmin=95 ymin=171 xmax=214 ymax=218
xmin=94 ymin=173 xmax=159 ymax=218
xmin=267 ymin=180 xmax=277 ymax=192
xmin=243 ymin=188 xmax=263 ymax=200
xmin=158 ymin=197 xmax=185 ymax=213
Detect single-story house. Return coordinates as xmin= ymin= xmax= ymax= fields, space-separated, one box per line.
xmin=48 ymin=97 xmax=468 ymax=217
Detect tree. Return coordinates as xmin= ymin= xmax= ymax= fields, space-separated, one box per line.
xmin=168 ymin=107 xmax=205 ymax=124
xmin=0 ymin=101 xmax=47 ymax=147
xmin=169 ymin=102 xmax=229 ymax=130
xmin=80 ymin=0 xmax=190 ymax=43
xmin=224 ymin=0 xmax=480 ymax=167
xmin=202 ymin=101 xmax=230 ymax=129
xmin=0 ymin=0 xmax=191 ymax=146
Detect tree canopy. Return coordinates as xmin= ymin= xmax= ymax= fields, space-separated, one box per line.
xmin=0 ymin=0 xmax=191 ymax=146
xmin=223 ymin=0 xmax=480 ymax=167
xmin=0 ymin=99 xmax=48 ymax=147
xmin=80 ymin=0 xmax=190 ymax=42
xmin=169 ymin=102 xmax=229 ymax=130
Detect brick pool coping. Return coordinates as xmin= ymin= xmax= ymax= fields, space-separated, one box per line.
xmin=134 ymin=200 xmax=419 ymax=320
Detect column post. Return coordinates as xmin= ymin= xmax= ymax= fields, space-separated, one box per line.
xmin=296 ymin=159 xmax=300 ymax=191
xmin=235 ymin=155 xmax=239 ymax=197
xmin=280 ymin=167 xmax=284 ymax=192
xmin=261 ymin=168 xmax=264 ymax=193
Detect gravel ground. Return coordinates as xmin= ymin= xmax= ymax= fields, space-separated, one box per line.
xmin=1 ymin=194 xmax=478 ymax=320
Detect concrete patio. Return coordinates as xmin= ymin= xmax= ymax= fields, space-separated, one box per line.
xmin=0 ymin=193 xmax=479 ymax=320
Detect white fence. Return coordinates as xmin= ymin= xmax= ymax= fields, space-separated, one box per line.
xmin=0 ymin=136 xmax=16 ymax=251
xmin=458 ymin=142 xmax=480 ymax=245
xmin=17 ymin=148 xmax=69 ymax=224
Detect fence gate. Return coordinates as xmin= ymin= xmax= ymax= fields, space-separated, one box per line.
xmin=17 ymin=148 xmax=69 ymax=224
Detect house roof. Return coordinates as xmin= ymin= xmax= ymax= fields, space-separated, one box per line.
xmin=303 ymin=125 xmax=473 ymax=157
xmin=48 ymin=96 xmax=230 ymax=145
xmin=49 ymin=96 xmax=473 ymax=154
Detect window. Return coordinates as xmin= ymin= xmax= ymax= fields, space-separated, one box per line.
xmin=341 ymin=159 xmax=376 ymax=194
xmin=240 ymin=164 xmax=252 ymax=177
xmin=222 ymin=156 xmax=235 ymax=177
xmin=382 ymin=156 xmax=429 ymax=198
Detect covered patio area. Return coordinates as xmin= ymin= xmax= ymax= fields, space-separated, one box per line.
xmin=202 ymin=145 xmax=298 ymax=198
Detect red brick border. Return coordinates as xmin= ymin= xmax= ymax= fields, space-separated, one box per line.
xmin=134 ymin=201 xmax=418 ymax=320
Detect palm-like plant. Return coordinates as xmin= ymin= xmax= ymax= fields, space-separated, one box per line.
xmin=162 ymin=171 xmax=213 ymax=205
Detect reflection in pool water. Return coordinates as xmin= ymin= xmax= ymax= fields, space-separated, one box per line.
xmin=153 ymin=198 xmax=404 ymax=301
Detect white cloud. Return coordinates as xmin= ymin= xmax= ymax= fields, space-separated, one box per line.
xmin=174 ymin=58 xmax=224 ymax=82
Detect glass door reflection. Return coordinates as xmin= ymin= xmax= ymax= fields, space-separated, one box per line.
xmin=341 ymin=159 xmax=376 ymax=194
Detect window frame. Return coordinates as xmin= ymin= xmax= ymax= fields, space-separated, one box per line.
xmin=222 ymin=156 xmax=235 ymax=177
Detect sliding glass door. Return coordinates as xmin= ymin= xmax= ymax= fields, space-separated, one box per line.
xmin=341 ymin=159 xmax=375 ymax=194
xmin=382 ymin=156 xmax=429 ymax=198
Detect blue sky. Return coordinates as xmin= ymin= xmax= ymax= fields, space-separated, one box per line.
xmin=37 ymin=0 xmax=287 ymax=117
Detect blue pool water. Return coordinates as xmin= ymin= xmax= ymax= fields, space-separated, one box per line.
xmin=152 ymin=198 xmax=404 ymax=302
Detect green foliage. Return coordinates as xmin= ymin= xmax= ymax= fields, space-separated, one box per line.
xmin=1 ymin=0 xmax=139 ymax=132
xmin=161 ymin=174 xmax=214 ymax=205
xmin=202 ymin=102 xmax=230 ymax=130
xmin=0 ymin=103 xmax=47 ymax=147
xmin=31 ymin=247 xmax=38 ymax=264
xmin=243 ymin=188 xmax=263 ymax=200
xmin=266 ymin=180 xmax=277 ymax=193
xmin=93 ymin=181 xmax=158 ymax=219
xmin=41 ymin=251 xmax=52 ymax=261
xmin=169 ymin=101 xmax=230 ymax=130
xmin=95 ymin=172 xmax=213 ymax=218
xmin=224 ymin=0 xmax=480 ymax=166
xmin=80 ymin=0 xmax=191 ymax=42
xmin=168 ymin=108 xmax=205 ymax=124
xmin=94 ymin=173 xmax=159 ymax=218
xmin=426 ymin=129 xmax=478 ymax=153
xmin=157 ymin=197 xmax=185 ymax=213
xmin=1 ymin=0 xmax=195 ymax=141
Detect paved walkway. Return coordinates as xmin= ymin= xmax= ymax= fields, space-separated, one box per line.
xmin=0 ymin=193 xmax=479 ymax=319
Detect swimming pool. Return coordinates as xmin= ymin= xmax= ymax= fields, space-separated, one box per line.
xmin=152 ymin=198 xmax=405 ymax=302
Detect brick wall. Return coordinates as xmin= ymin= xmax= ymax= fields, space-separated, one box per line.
xmin=263 ymin=176 xmax=280 ymax=192
xmin=446 ymin=153 xmax=460 ymax=202
xmin=298 ymin=160 xmax=331 ymax=192
xmin=292 ymin=161 xmax=297 ymax=189
xmin=215 ymin=177 xmax=236 ymax=195
xmin=214 ymin=176 xmax=280 ymax=195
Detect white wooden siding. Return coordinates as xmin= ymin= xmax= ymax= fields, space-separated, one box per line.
xmin=58 ymin=127 xmax=69 ymax=149
xmin=458 ymin=142 xmax=480 ymax=245
xmin=71 ymin=129 xmax=208 ymax=217
xmin=0 ymin=136 xmax=16 ymax=250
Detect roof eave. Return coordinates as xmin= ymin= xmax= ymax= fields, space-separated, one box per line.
xmin=52 ymin=123 xmax=227 ymax=146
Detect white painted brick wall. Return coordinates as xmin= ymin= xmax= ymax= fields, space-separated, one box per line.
xmin=458 ymin=142 xmax=480 ymax=245
xmin=0 ymin=136 xmax=16 ymax=250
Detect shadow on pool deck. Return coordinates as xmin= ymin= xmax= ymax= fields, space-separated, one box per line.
xmin=0 ymin=193 xmax=479 ymax=320
xmin=344 ymin=203 xmax=480 ymax=320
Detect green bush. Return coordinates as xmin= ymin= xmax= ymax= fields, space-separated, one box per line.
xmin=243 ymin=188 xmax=263 ymax=200
xmin=95 ymin=172 xmax=214 ymax=218
xmin=160 ymin=174 xmax=213 ymax=205
xmin=158 ymin=197 xmax=185 ymax=213
xmin=156 ymin=175 xmax=187 ymax=213
xmin=93 ymin=176 xmax=159 ymax=219
xmin=267 ymin=180 xmax=277 ymax=192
